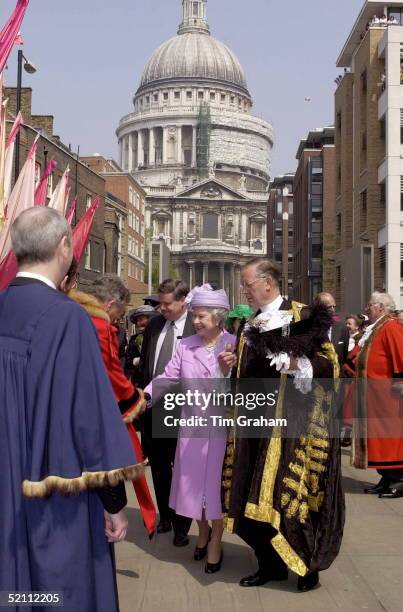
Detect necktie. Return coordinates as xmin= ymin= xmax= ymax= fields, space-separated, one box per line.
xmin=154 ymin=321 xmax=175 ymax=376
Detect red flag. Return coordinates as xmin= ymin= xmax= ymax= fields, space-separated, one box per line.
xmin=34 ymin=159 xmax=57 ymax=206
xmin=73 ymin=196 xmax=100 ymax=263
xmin=65 ymin=197 xmax=76 ymax=225
xmin=0 ymin=249 xmax=17 ymax=290
xmin=0 ymin=0 xmax=30 ymax=73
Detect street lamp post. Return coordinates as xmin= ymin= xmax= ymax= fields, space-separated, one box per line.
xmin=14 ymin=49 xmax=37 ymax=182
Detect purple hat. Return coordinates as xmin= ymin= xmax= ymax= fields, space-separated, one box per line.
xmin=186 ymin=284 xmax=230 ymax=310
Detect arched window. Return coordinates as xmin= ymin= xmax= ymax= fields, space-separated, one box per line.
xmin=202 ymin=213 xmax=219 ymax=239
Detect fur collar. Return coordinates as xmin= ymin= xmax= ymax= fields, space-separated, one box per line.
xmin=70 ymin=289 xmax=110 ymax=322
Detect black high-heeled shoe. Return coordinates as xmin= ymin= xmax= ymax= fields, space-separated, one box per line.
xmin=205 ymin=550 xmax=223 ymax=574
xmin=194 ymin=526 xmax=212 ymax=560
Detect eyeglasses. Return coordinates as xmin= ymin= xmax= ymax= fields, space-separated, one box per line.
xmin=239 ymin=278 xmax=263 ymax=290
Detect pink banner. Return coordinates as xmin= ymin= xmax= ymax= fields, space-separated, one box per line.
xmin=65 ymin=197 xmax=77 ymax=225
xmin=0 ymin=249 xmax=17 ymax=290
xmin=0 ymin=0 xmax=30 ymax=74
xmin=73 ymin=196 xmax=100 ymax=263
xmin=6 ymin=111 xmax=23 ymax=148
xmin=34 ymin=159 xmax=57 ymax=206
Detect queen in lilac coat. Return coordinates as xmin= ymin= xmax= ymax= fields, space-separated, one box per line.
xmin=145 ymin=285 xmax=235 ymax=572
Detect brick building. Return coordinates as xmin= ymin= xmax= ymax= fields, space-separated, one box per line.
xmin=267 ymin=174 xmax=294 ymax=297
xmin=5 ymin=87 xmax=105 ymax=288
xmin=81 ymin=156 xmax=147 ymax=304
xmin=335 ymin=0 xmax=403 ymax=312
xmin=293 ymin=127 xmax=336 ymax=304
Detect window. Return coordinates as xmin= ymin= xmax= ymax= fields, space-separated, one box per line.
xmin=84 ymin=242 xmax=91 ymax=269
xmin=174 ymin=91 xmax=180 ymax=100
xmin=198 ymin=91 xmax=204 ymax=100
xmin=400 ymin=177 xmax=403 ymax=222
xmin=35 ymin=163 xmax=41 ymax=188
xmin=154 ymin=93 xmax=158 ymax=102
xmin=163 ymin=92 xmax=168 ymax=101
xmin=129 ymin=187 xmax=133 ymax=204
xmin=202 ymin=213 xmax=219 ymax=239
xmin=146 ymin=96 xmax=150 ymax=104
xmin=210 ymin=92 xmax=215 ymax=101
xmin=86 ymin=194 xmax=92 ymax=210
xmin=401 ymin=243 xmax=403 ymax=279
xmin=388 ymin=8 xmax=402 ymax=25
xmin=230 ymin=95 xmax=235 ymax=104
xmin=221 ymin=93 xmax=226 ymax=102
xmin=192 ymin=1 xmax=199 ymax=16
xmin=141 ymin=244 xmax=144 ymax=260
xmin=337 ymin=112 xmax=342 ymax=131
xmin=47 ymin=174 xmax=53 ymax=198
xmin=361 ymin=69 xmax=367 ymax=93
xmin=187 ymin=91 xmax=192 ymax=100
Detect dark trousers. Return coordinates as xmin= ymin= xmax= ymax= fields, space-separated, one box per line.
xmin=142 ymin=411 xmax=192 ymax=536
xmin=236 ymin=517 xmax=288 ymax=575
xmin=377 ymin=468 xmax=403 ymax=483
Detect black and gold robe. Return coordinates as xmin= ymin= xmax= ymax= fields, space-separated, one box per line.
xmin=222 ymin=300 xmax=345 ymax=576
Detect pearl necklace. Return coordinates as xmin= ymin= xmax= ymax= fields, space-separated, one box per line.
xmin=204 ymin=332 xmax=223 ymax=352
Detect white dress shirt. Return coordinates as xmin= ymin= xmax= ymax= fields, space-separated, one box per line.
xmin=260 ymin=294 xmax=284 ymax=316
xmin=16 ymin=271 xmax=56 ymax=290
xmin=153 ymin=309 xmax=188 ymax=376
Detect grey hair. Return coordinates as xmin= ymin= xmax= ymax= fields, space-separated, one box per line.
xmin=371 ymin=292 xmax=396 ymax=312
xmin=87 ymin=275 xmax=130 ymax=305
xmin=191 ymin=306 xmax=229 ymax=330
xmin=243 ymin=257 xmax=281 ymax=287
xmin=11 ymin=207 xmax=72 ymax=265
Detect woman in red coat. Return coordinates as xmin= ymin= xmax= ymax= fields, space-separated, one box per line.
xmin=70 ymin=275 xmax=156 ymax=537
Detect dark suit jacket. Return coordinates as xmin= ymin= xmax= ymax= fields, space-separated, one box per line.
xmin=139 ymin=312 xmax=194 ymax=387
xmin=331 ymin=321 xmax=350 ymax=367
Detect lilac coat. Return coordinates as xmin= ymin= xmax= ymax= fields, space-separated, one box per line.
xmin=145 ymin=331 xmax=235 ymax=520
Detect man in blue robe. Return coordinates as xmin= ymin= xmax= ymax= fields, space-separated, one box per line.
xmin=0 ymin=207 xmax=144 ymax=611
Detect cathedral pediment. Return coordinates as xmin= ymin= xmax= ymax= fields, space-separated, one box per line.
xmin=176 ymin=178 xmax=248 ymax=201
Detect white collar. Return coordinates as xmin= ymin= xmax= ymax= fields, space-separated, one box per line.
xmin=16 ymin=271 xmax=57 ymax=290
xmin=358 ymin=317 xmax=384 ymax=348
xmin=170 ymin=309 xmax=188 ymax=328
xmin=260 ymin=295 xmax=284 ymax=315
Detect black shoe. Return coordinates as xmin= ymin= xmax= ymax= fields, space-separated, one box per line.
xmin=205 ymin=551 xmax=223 ymax=574
xmin=239 ymin=569 xmax=288 ymax=587
xmin=173 ymin=532 xmax=190 ymax=547
xmin=157 ymin=518 xmax=172 ymax=534
xmin=194 ymin=527 xmax=212 ymax=560
xmin=297 ymin=572 xmax=319 ymax=592
xmin=364 ymin=477 xmax=389 ymax=495
xmin=379 ymin=481 xmax=403 ymax=498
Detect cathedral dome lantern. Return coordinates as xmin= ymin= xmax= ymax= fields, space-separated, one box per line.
xmin=137 ymin=0 xmax=250 ymax=100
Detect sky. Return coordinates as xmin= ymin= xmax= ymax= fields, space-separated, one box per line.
xmin=0 ymin=0 xmax=363 ymax=177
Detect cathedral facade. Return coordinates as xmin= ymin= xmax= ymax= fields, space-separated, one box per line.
xmin=116 ymin=0 xmax=273 ymax=305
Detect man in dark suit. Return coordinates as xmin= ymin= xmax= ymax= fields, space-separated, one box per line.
xmin=314 ymin=292 xmax=349 ymax=367
xmin=139 ymin=279 xmax=194 ymax=545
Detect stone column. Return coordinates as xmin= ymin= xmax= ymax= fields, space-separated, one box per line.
xmin=188 ymin=261 xmax=196 ymax=287
xmin=234 ymin=264 xmax=241 ymax=305
xmin=128 ymin=133 xmax=133 ymax=171
xmin=163 ymin=126 xmax=169 ymax=165
xmin=177 ymin=125 xmax=182 ymax=164
xmin=203 ymin=262 xmax=209 ymax=284
xmin=191 ymin=125 xmax=197 ymax=167
xmin=137 ymin=130 xmax=144 ymax=167
xmin=228 ymin=264 xmax=234 ymax=307
xmin=219 ymin=262 xmax=225 ymax=290
xmin=119 ymin=139 xmax=123 ymax=168
xmin=149 ymin=128 xmax=155 ymax=166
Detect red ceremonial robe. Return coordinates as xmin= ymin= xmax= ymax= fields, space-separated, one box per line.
xmin=353 ymin=316 xmax=403 ymax=469
xmin=71 ymin=291 xmax=156 ymax=537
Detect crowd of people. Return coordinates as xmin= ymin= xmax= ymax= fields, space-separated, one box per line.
xmin=1 ymin=206 xmax=402 ymax=611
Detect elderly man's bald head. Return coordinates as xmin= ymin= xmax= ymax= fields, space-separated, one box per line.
xmin=11 ymin=207 xmax=72 ymax=267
